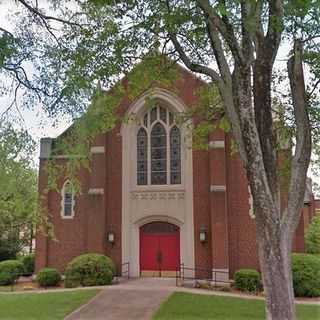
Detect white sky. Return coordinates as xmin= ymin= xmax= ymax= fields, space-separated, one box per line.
xmin=0 ymin=1 xmax=319 ymax=189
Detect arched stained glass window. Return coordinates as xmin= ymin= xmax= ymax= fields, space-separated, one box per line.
xmin=136 ymin=104 xmax=182 ymax=186
xmin=137 ymin=128 xmax=148 ymax=185
xmin=151 ymin=122 xmax=167 ymax=185
xmin=170 ymin=126 xmax=181 ymax=184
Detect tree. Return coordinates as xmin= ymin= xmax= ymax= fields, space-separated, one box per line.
xmin=0 ymin=1 xmax=320 ymax=319
xmin=0 ymin=121 xmax=38 ymax=259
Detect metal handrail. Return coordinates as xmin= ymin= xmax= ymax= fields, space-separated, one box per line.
xmin=114 ymin=262 xmax=130 ymax=283
xmin=176 ymin=263 xmax=231 ymax=287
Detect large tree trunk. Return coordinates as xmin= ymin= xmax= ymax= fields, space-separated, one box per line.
xmin=256 ymin=211 xmax=296 ymax=320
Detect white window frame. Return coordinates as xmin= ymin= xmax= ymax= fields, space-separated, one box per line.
xmin=61 ymin=180 xmax=75 ymax=219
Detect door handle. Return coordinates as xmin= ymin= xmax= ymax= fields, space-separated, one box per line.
xmin=156 ymin=250 xmax=163 ymax=264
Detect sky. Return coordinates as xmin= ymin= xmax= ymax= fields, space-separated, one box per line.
xmin=0 ymin=1 xmax=319 ymax=190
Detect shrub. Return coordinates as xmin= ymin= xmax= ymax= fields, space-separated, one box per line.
xmin=36 ymin=268 xmax=61 ymax=287
xmin=292 ymin=253 xmax=320 ymax=297
xmin=234 ymin=269 xmax=262 ymax=293
xmin=65 ymin=253 xmax=115 ymax=288
xmin=0 ymin=260 xmax=24 ymax=285
xmin=20 ymin=254 xmax=35 ymax=276
xmin=305 ymin=216 xmax=320 ymax=254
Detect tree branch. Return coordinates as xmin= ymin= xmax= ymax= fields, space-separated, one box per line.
xmin=284 ymin=40 xmax=312 ymax=235
xmin=196 ymin=0 xmax=245 ymax=66
xmin=16 ymin=0 xmax=83 ymax=27
xmin=169 ymin=33 xmax=221 ymax=83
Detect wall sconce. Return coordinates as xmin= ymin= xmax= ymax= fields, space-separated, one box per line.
xmin=199 ymin=227 xmax=207 ymax=243
xmin=107 ymin=231 xmax=115 ymax=245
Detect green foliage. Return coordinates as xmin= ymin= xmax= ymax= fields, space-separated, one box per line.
xmin=65 ymin=253 xmax=115 ymax=288
xmin=0 ymin=122 xmax=52 ymax=257
xmin=234 ymin=269 xmax=263 ymax=293
xmin=0 ymin=260 xmax=24 ymax=285
xmin=305 ymin=216 xmax=320 ymax=254
xmin=36 ymin=268 xmax=61 ymax=287
xmin=20 ymin=254 xmax=35 ymax=276
xmin=292 ymin=253 xmax=320 ymax=297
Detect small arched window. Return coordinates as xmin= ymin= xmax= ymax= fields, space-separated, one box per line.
xmin=61 ymin=181 xmax=75 ymax=218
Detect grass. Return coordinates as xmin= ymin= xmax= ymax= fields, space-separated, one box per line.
xmin=153 ymin=292 xmax=320 ymax=320
xmin=0 ymin=289 xmax=99 ymax=320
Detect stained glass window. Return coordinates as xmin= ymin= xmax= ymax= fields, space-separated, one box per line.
xmin=170 ymin=126 xmax=181 ymax=184
xmin=137 ymin=104 xmax=181 ymax=186
xmin=150 ymin=107 xmax=157 ymax=124
xmin=137 ymin=128 xmax=148 ymax=185
xmin=151 ymin=122 xmax=167 ymax=184
xmin=160 ymin=106 xmax=167 ymax=123
xmin=143 ymin=113 xmax=148 ymax=127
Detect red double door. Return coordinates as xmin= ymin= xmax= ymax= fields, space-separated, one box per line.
xmin=140 ymin=222 xmax=180 ymax=276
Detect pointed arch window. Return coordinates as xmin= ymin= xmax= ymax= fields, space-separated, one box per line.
xmin=170 ymin=126 xmax=181 ymax=184
xmin=136 ymin=104 xmax=181 ymax=186
xmin=151 ymin=122 xmax=167 ymax=185
xmin=61 ymin=181 xmax=75 ymax=218
xmin=137 ymin=128 xmax=148 ymax=185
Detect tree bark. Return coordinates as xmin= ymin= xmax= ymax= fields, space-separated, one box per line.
xmin=255 ymin=207 xmax=296 ymax=320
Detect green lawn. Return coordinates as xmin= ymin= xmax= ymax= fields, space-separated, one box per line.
xmin=0 ymin=289 xmax=99 ymax=320
xmin=153 ymin=292 xmax=320 ymax=320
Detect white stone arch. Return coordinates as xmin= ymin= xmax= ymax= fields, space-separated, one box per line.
xmin=134 ymin=215 xmax=183 ymax=228
xmin=121 ymin=88 xmax=195 ymax=277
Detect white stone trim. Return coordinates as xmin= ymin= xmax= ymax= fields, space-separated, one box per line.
xmin=90 ymin=146 xmax=105 ymax=154
xmin=39 ymin=138 xmax=52 ymax=159
xmin=210 ymin=185 xmax=226 ymax=192
xmin=209 ymin=140 xmax=225 ymax=149
xmin=88 ymin=188 xmax=104 ymax=195
xmin=60 ymin=180 xmax=75 ymax=219
xmin=121 ymin=88 xmax=195 ymax=277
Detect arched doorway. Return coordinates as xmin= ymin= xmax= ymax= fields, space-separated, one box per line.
xmin=140 ymin=222 xmax=180 ymax=277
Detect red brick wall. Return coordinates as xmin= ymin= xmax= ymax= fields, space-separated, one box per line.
xmin=225 ymin=137 xmax=259 ymax=276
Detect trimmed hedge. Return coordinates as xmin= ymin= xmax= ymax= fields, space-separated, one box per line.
xmin=305 ymin=216 xmax=320 ymax=254
xmin=36 ymin=268 xmax=61 ymax=287
xmin=234 ymin=269 xmax=262 ymax=293
xmin=65 ymin=253 xmax=115 ymax=288
xmin=292 ymin=253 xmax=320 ymax=297
xmin=0 ymin=260 xmax=24 ymax=285
xmin=20 ymin=254 xmax=35 ymax=276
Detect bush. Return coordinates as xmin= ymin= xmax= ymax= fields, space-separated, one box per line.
xmin=65 ymin=253 xmax=115 ymax=288
xmin=234 ymin=269 xmax=262 ymax=293
xmin=36 ymin=268 xmax=61 ymax=287
xmin=305 ymin=216 xmax=320 ymax=254
xmin=20 ymin=254 xmax=35 ymax=276
xmin=292 ymin=253 xmax=320 ymax=297
xmin=0 ymin=260 xmax=24 ymax=285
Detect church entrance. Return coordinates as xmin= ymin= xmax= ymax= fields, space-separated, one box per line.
xmin=140 ymin=222 xmax=180 ymax=277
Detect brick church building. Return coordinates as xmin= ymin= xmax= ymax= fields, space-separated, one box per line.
xmin=35 ymin=63 xmax=318 ymax=278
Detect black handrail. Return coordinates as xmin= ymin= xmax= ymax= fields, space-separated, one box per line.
xmin=176 ymin=263 xmax=231 ymax=287
xmin=114 ymin=262 xmax=130 ymax=283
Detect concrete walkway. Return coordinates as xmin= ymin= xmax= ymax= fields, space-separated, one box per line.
xmin=65 ymin=278 xmax=174 ymax=320
xmin=65 ymin=277 xmax=320 ymax=320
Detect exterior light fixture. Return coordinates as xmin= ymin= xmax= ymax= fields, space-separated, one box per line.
xmin=199 ymin=227 xmax=207 ymax=243
xmin=107 ymin=232 xmax=115 ymax=245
